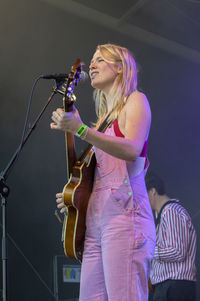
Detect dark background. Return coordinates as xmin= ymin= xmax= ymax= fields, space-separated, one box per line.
xmin=0 ymin=0 xmax=199 ymax=300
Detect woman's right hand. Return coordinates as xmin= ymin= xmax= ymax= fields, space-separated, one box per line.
xmin=56 ymin=193 xmax=66 ymax=213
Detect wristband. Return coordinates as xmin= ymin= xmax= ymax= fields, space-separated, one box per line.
xmin=80 ymin=126 xmax=89 ymax=140
xmin=75 ymin=124 xmax=87 ymax=137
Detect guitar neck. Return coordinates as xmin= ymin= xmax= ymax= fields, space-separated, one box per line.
xmin=64 ymin=100 xmax=77 ymax=178
xmin=65 ymin=132 xmax=77 ymax=178
xmin=62 ymin=58 xmax=82 ymax=179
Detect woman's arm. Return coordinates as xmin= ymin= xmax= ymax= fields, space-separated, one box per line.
xmin=84 ymin=91 xmax=151 ymax=161
xmin=51 ymin=91 xmax=151 ymax=161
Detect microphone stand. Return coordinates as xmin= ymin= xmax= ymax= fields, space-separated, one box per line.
xmin=0 ymin=81 xmax=65 ymax=301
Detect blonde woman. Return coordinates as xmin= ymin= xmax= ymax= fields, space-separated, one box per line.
xmin=51 ymin=44 xmax=156 ymax=301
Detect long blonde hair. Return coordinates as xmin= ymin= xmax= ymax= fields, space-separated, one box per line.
xmin=93 ymin=43 xmax=138 ymax=127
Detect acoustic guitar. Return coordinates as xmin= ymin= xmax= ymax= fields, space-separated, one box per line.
xmin=60 ymin=59 xmax=112 ymax=261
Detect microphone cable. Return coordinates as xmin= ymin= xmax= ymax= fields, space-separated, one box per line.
xmin=18 ymin=76 xmax=42 ymax=154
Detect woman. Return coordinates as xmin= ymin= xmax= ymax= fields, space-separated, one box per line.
xmin=51 ymin=43 xmax=156 ymax=301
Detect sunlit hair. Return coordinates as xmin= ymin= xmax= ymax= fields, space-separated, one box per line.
xmin=93 ymin=43 xmax=138 ymax=127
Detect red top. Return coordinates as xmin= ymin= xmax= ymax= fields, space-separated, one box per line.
xmin=113 ymin=119 xmax=148 ymax=158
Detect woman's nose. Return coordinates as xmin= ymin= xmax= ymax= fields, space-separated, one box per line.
xmin=89 ymin=61 xmax=97 ymax=70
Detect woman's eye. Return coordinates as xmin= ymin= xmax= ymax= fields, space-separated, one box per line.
xmin=89 ymin=58 xmax=104 ymax=67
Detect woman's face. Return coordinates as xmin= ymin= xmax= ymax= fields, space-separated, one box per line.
xmin=89 ymin=50 xmax=119 ymax=94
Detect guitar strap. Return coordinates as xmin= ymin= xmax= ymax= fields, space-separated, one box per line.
xmin=76 ymin=111 xmax=114 ymax=165
xmin=97 ymin=110 xmax=114 ymax=132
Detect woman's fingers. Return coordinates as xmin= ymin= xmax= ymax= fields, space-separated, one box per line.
xmin=50 ymin=105 xmax=83 ymax=135
xmin=50 ymin=122 xmax=60 ymax=130
xmin=57 ymin=201 xmax=63 ymax=208
xmin=60 ymin=207 xmax=66 ymax=214
xmin=56 ymin=192 xmax=62 ymax=198
xmin=56 ymin=108 xmax=64 ymax=114
xmin=55 ymin=192 xmax=66 ymax=213
xmin=56 ymin=197 xmax=63 ymax=204
xmin=51 ymin=110 xmax=69 ymax=131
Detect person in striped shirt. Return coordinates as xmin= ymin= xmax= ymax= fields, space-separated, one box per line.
xmin=145 ymin=172 xmax=197 ymax=301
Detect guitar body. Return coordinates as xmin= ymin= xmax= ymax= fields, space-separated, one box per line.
xmin=62 ymin=150 xmax=96 ymax=261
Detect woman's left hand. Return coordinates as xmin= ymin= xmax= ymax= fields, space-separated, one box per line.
xmin=50 ymin=106 xmax=82 ymax=133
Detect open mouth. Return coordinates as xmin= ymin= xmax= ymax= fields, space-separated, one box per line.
xmin=90 ymin=72 xmax=99 ymax=80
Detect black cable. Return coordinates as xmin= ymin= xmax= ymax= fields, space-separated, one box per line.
xmin=18 ymin=76 xmax=42 ymax=153
xmin=0 ymin=77 xmax=58 ymax=299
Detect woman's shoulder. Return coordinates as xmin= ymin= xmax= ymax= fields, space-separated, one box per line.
xmin=125 ymin=90 xmax=150 ymax=113
xmin=127 ymin=90 xmax=148 ymax=103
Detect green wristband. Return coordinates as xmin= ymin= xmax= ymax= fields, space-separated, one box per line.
xmin=75 ymin=124 xmax=87 ymax=137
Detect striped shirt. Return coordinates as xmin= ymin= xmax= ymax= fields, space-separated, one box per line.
xmin=150 ymin=200 xmax=197 ymax=285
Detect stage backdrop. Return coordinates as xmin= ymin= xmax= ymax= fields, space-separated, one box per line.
xmin=0 ymin=0 xmax=199 ymax=300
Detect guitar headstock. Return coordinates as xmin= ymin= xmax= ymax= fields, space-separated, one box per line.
xmin=62 ymin=59 xmax=83 ymax=110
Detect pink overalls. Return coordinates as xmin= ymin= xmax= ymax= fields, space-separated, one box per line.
xmin=79 ymin=121 xmax=156 ymax=301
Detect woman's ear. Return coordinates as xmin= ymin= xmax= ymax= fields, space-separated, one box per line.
xmin=116 ymin=66 xmax=122 ymax=74
xmin=113 ymin=63 xmax=122 ymax=74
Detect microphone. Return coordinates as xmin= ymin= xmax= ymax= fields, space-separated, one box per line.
xmin=40 ymin=71 xmax=88 ymax=81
